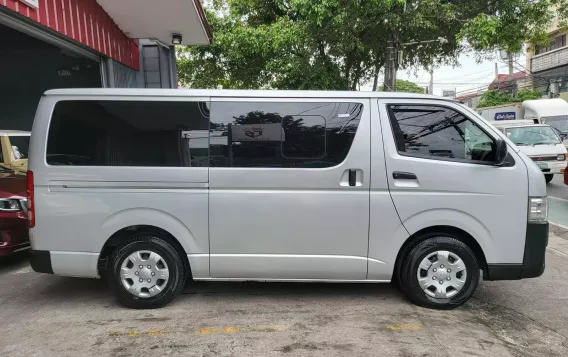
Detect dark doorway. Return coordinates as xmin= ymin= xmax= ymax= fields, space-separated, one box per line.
xmin=0 ymin=23 xmax=102 ymax=130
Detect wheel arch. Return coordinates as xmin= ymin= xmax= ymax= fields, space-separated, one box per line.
xmin=394 ymin=225 xmax=488 ymax=281
xmin=98 ymin=225 xmax=192 ymax=278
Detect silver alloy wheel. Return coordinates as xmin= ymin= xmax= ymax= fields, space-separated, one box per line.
xmin=416 ymin=250 xmax=467 ymax=299
xmin=120 ymin=250 xmax=170 ymax=298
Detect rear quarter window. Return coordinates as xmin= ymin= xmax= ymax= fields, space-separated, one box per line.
xmin=46 ymin=100 xmax=210 ymax=167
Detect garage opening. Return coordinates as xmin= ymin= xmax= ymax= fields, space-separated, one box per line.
xmin=0 ymin=23 xmax=102 ymax=131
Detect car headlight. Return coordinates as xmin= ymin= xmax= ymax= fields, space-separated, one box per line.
xmin=528 ymin=197 xmax=548 ymax=223
xmin=0 ymin=198 xmax=22 ymax=211
xmin=557 ymin=154 xmax=566 ymax=161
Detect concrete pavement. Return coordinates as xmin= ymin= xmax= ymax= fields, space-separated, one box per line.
xmin=547 ymin=175 xmax=568 ymax=227
xmin=0 ymin=233 xmax=567 ymax=357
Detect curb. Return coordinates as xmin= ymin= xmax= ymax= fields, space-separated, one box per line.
xmin=549 ymin=221 xmax=568 ymax=235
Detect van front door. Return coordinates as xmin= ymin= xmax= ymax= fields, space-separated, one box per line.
xmin=208 ymin=98 xmax=371 ymax=280
xmin=377 ymin=99 xmax=528 ymax=266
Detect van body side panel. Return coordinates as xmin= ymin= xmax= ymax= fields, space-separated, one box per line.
xmin=368 ymin=99 xmax=408 ymax=280
xmin=377 ymin=99 xmax=528 ymax=265
xmin=208 ymin=97 xmax=371 ymax=280
xmin=29 ymin=96 xmax=211 ymax=278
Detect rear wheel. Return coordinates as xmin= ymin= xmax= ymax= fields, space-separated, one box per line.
xmin=545 ymin=174 xmax=554 ymax=183
xmin=399 ymin=236 xmax=479 ymax=309
xmin=109 ymin=234 xmax=186 ymax=309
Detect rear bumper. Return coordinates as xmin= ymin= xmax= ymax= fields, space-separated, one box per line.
xmin=29 ymin=250 xmax=53 ymax=274
xmin=485 ymin=223 xmax=548 ymax=280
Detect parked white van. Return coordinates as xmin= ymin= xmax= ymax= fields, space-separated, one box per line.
xmin=491 ymin=121 xmax=567 ymax=183
xmin=28 ymin=89 xmax=549 ymax=309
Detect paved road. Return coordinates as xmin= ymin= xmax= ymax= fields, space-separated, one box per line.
xmin=547 ymin=175 xmax=568 ymax=201
xmin=1 ymin=235 xmax=568 ymax=357
xmin=547 ymin=175 xmax=568 ymax=227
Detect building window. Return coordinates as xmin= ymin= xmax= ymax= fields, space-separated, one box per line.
xmin=209 ymin=102 xmax=362 ymax=168
xmin=536 ymin=34 xmax=567 ymax=55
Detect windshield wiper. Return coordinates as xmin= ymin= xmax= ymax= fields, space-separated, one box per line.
xmin=514 ymin=142 xmax=529 ymax=146
xmin=533 ymin=142 xmax=556 ymax=146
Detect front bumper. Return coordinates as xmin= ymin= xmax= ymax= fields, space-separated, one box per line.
xmin=538 ymin=161 xmax=566 ymax=174
xmin=0 ymin=213 xmax=30 ymax=256
xmin=485 ymin=223 xmax=548 ymax=280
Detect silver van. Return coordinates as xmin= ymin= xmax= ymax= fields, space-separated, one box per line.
xmin=28 ymin=89 xmax=549 ymax=309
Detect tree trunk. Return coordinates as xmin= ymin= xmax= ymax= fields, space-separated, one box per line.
xmin=372 ymin=72 xmax=379 ymax=91
xmin=372 ymin=61 xmax=383 ymax=91
xmin=351 ymin=60 xmax=363 ymax=90
xmin=344 ymin=52 xmax=355 ymax=90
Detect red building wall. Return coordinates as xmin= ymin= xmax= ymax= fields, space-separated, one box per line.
xmin=1 ymin=0 xmax=139 ymax=70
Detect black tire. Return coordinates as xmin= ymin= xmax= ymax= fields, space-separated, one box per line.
xmin=399 ymin=236 xmax=479 ymax=309
xmin=545 ymin=174 xmax=554 ymax=183
xmin=109 ymin=234 xmax=186 ymax=309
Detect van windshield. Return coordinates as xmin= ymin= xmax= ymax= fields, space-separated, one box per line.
xmin=504 ymin=126 xmax=561 ymax=146
xmin=543 ymin=115 xmax=568 ymax=135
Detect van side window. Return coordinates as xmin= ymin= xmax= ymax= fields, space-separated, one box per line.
xmin=47 ymin=101 xmax=210 ymax=167
xmin=387 ymin=105 xmax=496 ymax=163
xmin=210 ymin=102 xmax=362 ymax=168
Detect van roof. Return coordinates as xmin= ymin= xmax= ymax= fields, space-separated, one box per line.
xmin=522 ymin=98 xmax=568 ymax=117
xmin=493 ymin=123 xmax=550 ymax=129
xmin=43 ymin=88 xmax=457 ymax=101
xmin=491 ymin=120 xmax=535 ymax=128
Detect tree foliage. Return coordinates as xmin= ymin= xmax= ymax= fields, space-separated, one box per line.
xmin=380 ymin=79 xmax=424 ymax=93
xmin=178 ymin=0 xmax=568 ymax=90
xmin=477 ymin=89 xmax=542 ymax=108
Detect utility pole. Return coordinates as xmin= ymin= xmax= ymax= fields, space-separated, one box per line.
xmin=429 ymin=68 xmax=434 ymax=96
xmin=508 ymin=53 xmax=516 ymax=96
xmin=384 ymin=30 xmax=397 ymax=92
xmin=495 ymin=62 xmax=500 ymax=89
xmin=508 ymin=54 xmax=514 ymax=79
xmin=495 ymin=62 xmax=499 ymax=81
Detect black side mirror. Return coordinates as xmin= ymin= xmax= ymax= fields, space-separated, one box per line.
xmin=494 ymin=138 xmax=508 ymax=166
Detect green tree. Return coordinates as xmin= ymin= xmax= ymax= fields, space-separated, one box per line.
xmin=517 ymin=89 xmax=543 ymax=102
xmin=380 ymin=79 xmax=424 ymax=93
xmin=477 ymin=89 xmax=542 ymax=108
xmin=178 ymin=0 xmax=568 ymax=90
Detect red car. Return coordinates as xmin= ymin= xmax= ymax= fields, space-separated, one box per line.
xmin=0 ymin=164 xmax=29 ymax=256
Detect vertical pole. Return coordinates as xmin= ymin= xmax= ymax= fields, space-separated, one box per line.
xmin=495 ymin=62 xmax=499 ymax=81
xmin=508 ymin=54 xmax=514 ymax=78
xmin=429 ymin=68 xmax=434 ymax=96
xmin=227 ymin=123 xmax=233 ymax=168
xmin=384 ymin=31 xmax=397 ymax=92
xmin=508 ymin=53 xmax=516 ymax=95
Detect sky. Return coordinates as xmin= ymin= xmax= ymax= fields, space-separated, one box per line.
xmin=362 ymin=53 xmax=527 ymax=97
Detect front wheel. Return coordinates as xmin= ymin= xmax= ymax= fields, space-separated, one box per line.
xmin=399 ymin=236 xmax=479 ymax=309
xmin=545 ymin=174 xmax=554 ymax=183
xmin=109 ymin=235 xmax=187 ymax=309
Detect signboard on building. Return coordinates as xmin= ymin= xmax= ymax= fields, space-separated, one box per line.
xmin=442 ymin=89 xmax=456 ymax=98
xmin=18 ymin=0 xmax=38 ymax=8
xmin=495 ymin=112 xmax=516 ymax=121
xmin=231 ymin=123 xmax=284 ymax=142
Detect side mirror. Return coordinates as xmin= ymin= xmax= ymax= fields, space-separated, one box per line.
xmin=494 ymin=138 xmax=508 ymax=166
